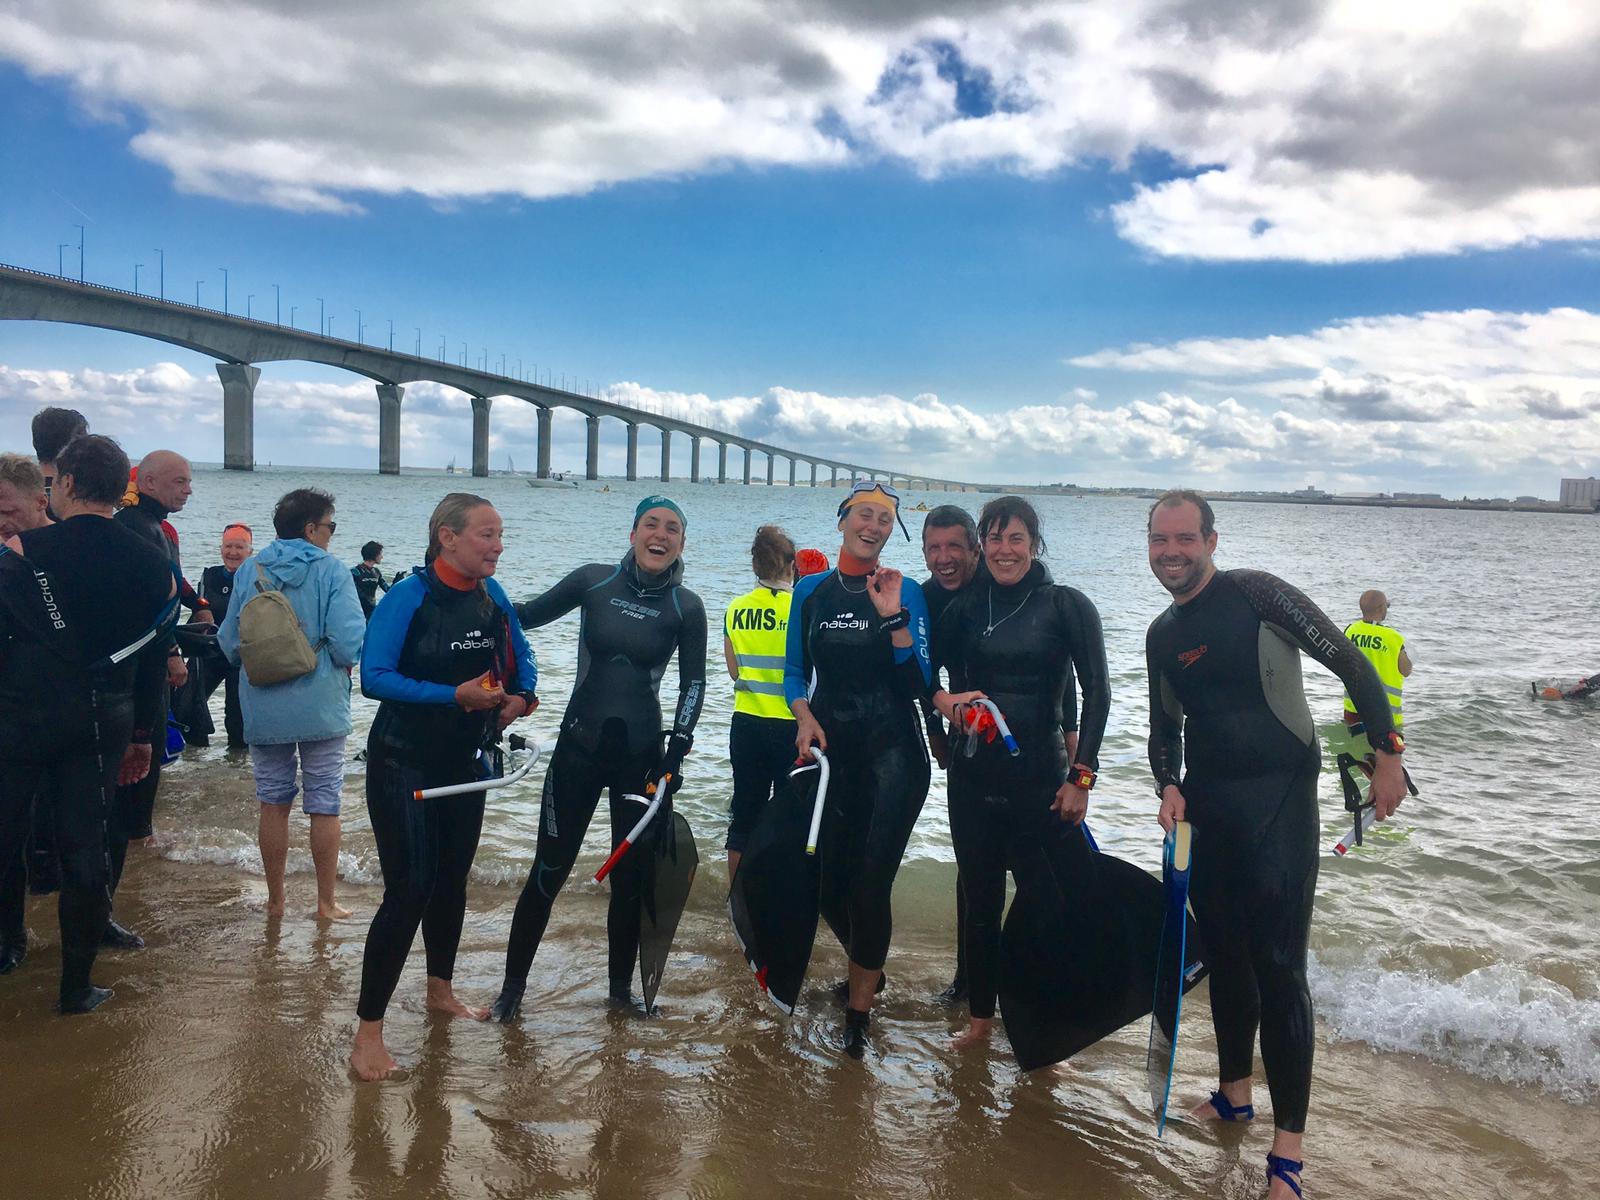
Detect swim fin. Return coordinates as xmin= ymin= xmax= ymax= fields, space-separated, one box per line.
xmin=637 ymin=807 xmax=698 ymax=1011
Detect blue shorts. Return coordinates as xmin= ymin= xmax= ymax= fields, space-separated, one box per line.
xmin=249 ymin=737 xmax=347 ymax=817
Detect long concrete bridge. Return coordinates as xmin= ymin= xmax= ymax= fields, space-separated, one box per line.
xmin=0 ymin=263 xmax=979 ymax=491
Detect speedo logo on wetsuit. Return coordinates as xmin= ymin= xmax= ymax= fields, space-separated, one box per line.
xmin=1179 ymin=645 xmax=1207 ymax=668
xmin=818 ymin=611 xmax=870 ymax=631
xmin=32 ymin=570 xmax=66 ymax=630
xmin=609 ymin=597 xmax=661 ymax=622
xmin=450 ymin=628 xmax=497 ymax=651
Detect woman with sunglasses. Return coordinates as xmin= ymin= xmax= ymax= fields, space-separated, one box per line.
xmin=927 ymin=495 xmax=1110 ymax=1051
xmin=491 ymin=495 xmax=707 ymax=1022
xmin=784 ymin=480 xmax=936 ymax=1058
xmin=349 ymin=493 xmax=537 ymax=1081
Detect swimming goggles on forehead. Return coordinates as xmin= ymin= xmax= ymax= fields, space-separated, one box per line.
xmin=837 ymin=479 xmax=911 ymax=541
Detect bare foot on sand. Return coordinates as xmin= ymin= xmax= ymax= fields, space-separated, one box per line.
xmin=426 ymin=977 xmax=489 ymax=1021
xmin=350 ymin=1021 xmax=396 ymax=1082
xmin=316 ymin=901 xmax=352 ymax=921
xmin=950 ymin=1017 xmax=994 ymax=1050
xmin=265 ymin=895 xmax=286 ymax=919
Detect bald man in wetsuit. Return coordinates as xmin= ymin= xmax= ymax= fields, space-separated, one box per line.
xmin=1144 ymin=489 xmax=1405 ymax=1200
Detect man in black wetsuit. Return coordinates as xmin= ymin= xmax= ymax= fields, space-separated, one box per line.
xmin=921 ymin=505 xmax=981 ymax=1002
xmin=109 ymin=449 xmax=209 ymax=948
xmin=1144 ymin=490 xmax=1405 ymax=1200
xmin=0 ymin=435 xmax=175 ymax=1011
xmin=30 ymin=405 xmax=88 ymax=514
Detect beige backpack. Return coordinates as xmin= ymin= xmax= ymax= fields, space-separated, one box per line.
xmin=236 ymin=565 xmax=322 ymax=686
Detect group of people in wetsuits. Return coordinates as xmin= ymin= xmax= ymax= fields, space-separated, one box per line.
xmin=0 ymin=412 xmax=1412 ymax=1199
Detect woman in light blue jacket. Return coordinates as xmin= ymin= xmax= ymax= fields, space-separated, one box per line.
xmin=218 ymin=488 xmax=367 ymax=921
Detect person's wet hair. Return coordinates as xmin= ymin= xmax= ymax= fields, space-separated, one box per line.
xmin=53 ymin=434 xmax=130 ymax=505
xmin=31 ymin=406 xmax=88 ymax=463
xmin=1148 ymin=488 xmax=1216 ymax=539
xmin=922 ymin=504 xmax=978 ymax=550
xmin=273 ymin=488 xmax=336 ymax=540
xmin=977 ymin=495 xmax=1047 ymax=557
xmin=0 ymin=453 xmax=46 ymax=497
xmin=750 ymin=524 xmax=795 ymax=580
xmin=361 ymin=540 xmax=383 ymax=562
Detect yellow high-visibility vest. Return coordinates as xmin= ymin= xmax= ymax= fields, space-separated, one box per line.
xmin=725 ymin=586 xmax=793 ymax=720
xmin=1343 ymin=619 xmax=1405 ymax=727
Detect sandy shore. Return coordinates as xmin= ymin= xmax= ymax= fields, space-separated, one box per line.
xmin=2 ymin=844 xmax=1595 ymax=1200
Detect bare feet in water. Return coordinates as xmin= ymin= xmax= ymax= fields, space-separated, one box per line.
xmin=265 ymin=894 xmax=286 ymax=919
xmin=426 ymin=977 xmax=489 ymax=1021
xmin=950 ymin=1016 xmax=994 ymax=1050
xmin=350 ymin=1020 xmax=396 ymax=1082
xmin=316 ymin=900 xmax=352 ymax=921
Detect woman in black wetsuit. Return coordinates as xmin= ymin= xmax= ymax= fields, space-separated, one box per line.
xmin=492 ymin=495 xmax=707 ymax=1021
xmin=349 ymin=493 xmax=537 ymax=1082
xmin=928 ymin=496 xmax=1110 ymax=1049
xmin=784 ymin=481 xmax=935 ymax=1058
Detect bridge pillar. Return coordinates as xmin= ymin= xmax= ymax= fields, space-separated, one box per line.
xmin=626 ymin=423 xmax=639 ymax=482
xmin=718 ymin=442 xmax=728 ymax=484
xmin=831 ymin=465 xmax=838 ymax=487
xmin=586 ymin=414 xmax=600 ymax=480
xmin=766 ymin=452 xmax=775 ymax=486
xmin=218 ymin=363 xmax=260 ymax=471
xmin=471 ymin=395 xmax=491 ymax=477
xmin=377 ymin=383 xmax=404 ymax=475
xmin=659 ymin=428 xmax=671 ymax=482
xmin=788 ymin=457 xmax=796 ymax=487
xmin=690 ymin=437 xmax=702 ymax=483
xmin=809 ymin=460 xmax=817 ymax=487
xmin=536 ymin=407 xmax=552 ymax=478
xmin=742 ymin=446 xmax=752 ymax=485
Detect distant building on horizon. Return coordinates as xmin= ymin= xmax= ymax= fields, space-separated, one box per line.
xmin=1559 ymin=477 xmax=1600 ymax=509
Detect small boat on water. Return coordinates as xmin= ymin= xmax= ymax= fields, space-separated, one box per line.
xmin=527 ymin=471 xmax=579 ymax=489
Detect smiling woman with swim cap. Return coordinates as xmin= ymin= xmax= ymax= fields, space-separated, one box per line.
xmin=492 ymin=495 xmax=707 ymax=1022
xmin=780 ymin=480 xmax=936 ymax=1058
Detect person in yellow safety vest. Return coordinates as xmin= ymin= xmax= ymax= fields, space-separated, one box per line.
xmin=1343 ymin=589 xmax=1413 ymax=736
xmin=722 ymin=525 xmax=799 ymax=878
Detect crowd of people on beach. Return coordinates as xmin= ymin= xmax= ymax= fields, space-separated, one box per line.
xmin=1 ymin=406 xmax=1431 ymax=1200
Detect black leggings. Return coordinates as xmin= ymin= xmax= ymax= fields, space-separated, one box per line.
xmin=503 ymin=733 xmax=659 ymax=991
xmin=948 ymin=767 xmax=1093 ymax=1020
xmin=355 ymin=749 xmax=486 ymax=1022
xmin=0 ymin=693 xmax=133 ymax=995
xmin=815 ymin=731 xmax=930 ymax=974
xmin=1187 ymin=765 xmax=1319 ymax=1134
xmin=727 ymin=712 xmax=797 ymax=853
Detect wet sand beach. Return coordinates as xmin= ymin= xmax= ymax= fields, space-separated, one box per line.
xmin=4 ymin=832 xmax=1595 ymax=1200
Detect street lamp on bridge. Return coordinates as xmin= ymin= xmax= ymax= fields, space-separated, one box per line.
xmin=195 ymin=280 xmax=204 ymax=305
xmin=246 ymin=294 xmax=254 ymax=320
xmin=57 ymin=243 xmax=68 ymax=277
xmin=134 ymin=263 xmax=143 ymax=294
xmin=73 ymin=225 xmax=84 ymax=282
xmin=273 ymin=283 xmax=281 ymax=325
xmin=218 ymin=267 xmax=229 ymax=314
xmin=355 ymin=308 xmax=363 ymax=345
xmin=290 ymin=305 xmax=298 ymax=329
xmin=318 ymin=298 xmax=325 ymax=336
xmin=153 ymin=248 xmax=165 ymax=299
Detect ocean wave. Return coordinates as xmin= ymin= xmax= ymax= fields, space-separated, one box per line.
xmin=1310 ymin=954 xmax=1600 ymax=1102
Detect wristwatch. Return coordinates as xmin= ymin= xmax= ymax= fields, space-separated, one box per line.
xmin=1374 ymin=730 xmax=1405 ymax=755
xmin=1068 ymin=765 xmax=1097 ymax=790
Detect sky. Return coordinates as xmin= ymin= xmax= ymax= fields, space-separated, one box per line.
xmin=1 ymin=0 xmax=1598 ymax=495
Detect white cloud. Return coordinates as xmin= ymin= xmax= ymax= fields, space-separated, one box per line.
xmin=3 ymin=1 xmax=1599 ymax=260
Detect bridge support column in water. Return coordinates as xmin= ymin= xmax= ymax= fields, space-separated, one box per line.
xmin=536 ymin=406 xmax=552 ymax=478
xmin=660 ymin=428 xmax=671 ymax=482
xmin=586 ymin=414 xmax=600 ymax=480
xmin=742 ymin=446 xmax=752 ymax=485
xmin=788 ymin=457 xmax=797 ymax=487
xmin=218 ymin=362 xmax=260 ymax=471
xmin=809 ymin=460 xmax=817 ymax=487
xmin=831 ymin=465 xmax=838 ymax=487
xmin=471 ymin=395 xmax=491 ymax=477
xmin=766 ymin=452 xmax=775 ymax=486
xmin=718 ymin=441 xmax=728 ymax=484
xmin=626 ymin=423 xmax=639 ymax=482
xmin=690 ymin=436 xmax=702 ymax=483
xmin=377 ymin=383 xmax=404 ymax=475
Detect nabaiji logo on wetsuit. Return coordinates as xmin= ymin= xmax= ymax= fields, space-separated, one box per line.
xmin=1178 ymin=645 xmax=1207 ymax=668
xmin=450 ymin=629 xmax=496 ymax=651
xmin=818 ymin=612 xmax=870 ymax=631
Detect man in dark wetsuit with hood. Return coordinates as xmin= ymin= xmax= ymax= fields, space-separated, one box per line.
xmin=493 ymin=495 xmax=707 ymax=1020
xmin=1144 ymin=490 xmax=1406 ymax=1200
xmin=109 ymin=449 xmax=210 ymax=948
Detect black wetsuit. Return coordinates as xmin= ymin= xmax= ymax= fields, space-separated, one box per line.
xmin=352 ymin=563 xmax=389 ymax=620
xmin=932 ymin=561 xmax=1109 ymax=1020
xmin=174 ymin=565 xmax=243 ymax=748
xmin=1145 ymin=569 xmax=1396 ymax=1134
xmin=111 ymin=495 xmax=201 ymax=855
xmin=502 ymin=554 xmax=707 ymax=995
xmin=355 ymin=567 xmax=537 ymax=1023
xmin=0 ymin=517 xmax=172 ymax=1000
xmin=784 ymin=568 xmax=933 ymax=975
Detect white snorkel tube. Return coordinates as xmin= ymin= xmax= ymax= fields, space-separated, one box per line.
xmin=412 ymin=734 xmax=542 ymax=800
